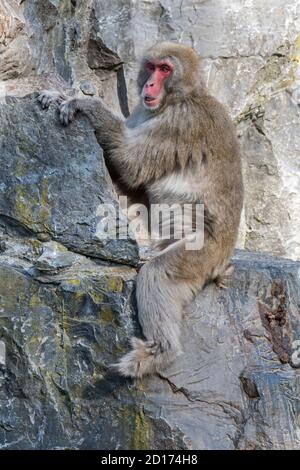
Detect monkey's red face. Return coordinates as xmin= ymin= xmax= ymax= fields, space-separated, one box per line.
xmin=142 ymin=60 xmax=173 ymax=109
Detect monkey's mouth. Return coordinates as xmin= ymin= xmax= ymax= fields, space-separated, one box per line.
xmin=144 ymin=95 xmax=161 ymax=108
xmin=144 ymin=95 xmax=156 ymax=101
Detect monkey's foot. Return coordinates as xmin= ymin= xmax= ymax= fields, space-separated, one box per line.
xmin=59 ymin=99 xmax=79 ymax=126
xmin=112 ymin=337 xmax=159 ymax=378
xmin=215 ymin=276 xmax=229 ymax=289
xmin=38 ymin=90 xmax=65 ymax=109
xmin=214 ymin=264 xmax=234 ymax=289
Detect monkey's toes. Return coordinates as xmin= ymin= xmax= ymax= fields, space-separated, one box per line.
xmin=144 ymin=340 xmax=159 ymax=355
xmin=215 ymin=279 xmax=228 ymax=289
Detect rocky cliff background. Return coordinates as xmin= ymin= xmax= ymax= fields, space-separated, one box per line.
xmin=1 ymin=0 xmax=300 ymax=260
xmin=0 ymin=0 xmax=300 ymax=450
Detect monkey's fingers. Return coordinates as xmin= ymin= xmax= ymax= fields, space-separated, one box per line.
xmin=59 ymin=100 xmax=77 ymax=126
xmin=59 ymin=102 xmax=70 ymax=125
xmin=38 ymin=91 xmax=64 ymax=109
xmin=39 ymin=94 xmax=51 ymax=109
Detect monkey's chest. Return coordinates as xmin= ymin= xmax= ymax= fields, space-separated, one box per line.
xmin=148 ymin=172 xmax=201 ymax=204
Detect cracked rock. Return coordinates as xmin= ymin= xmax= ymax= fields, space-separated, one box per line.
xmin=0 ymin=249 xmax=299 ymax=449
xmin=34 ymin=241 xmax=80 ymax=272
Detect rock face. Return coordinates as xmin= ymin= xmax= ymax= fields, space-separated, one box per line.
xmin=0 ymin=0 xmax=300 ymax=451
xmin=0 ymin=243 xmax=299 ymax=449
xmin=0 ymin=240 xmax=138 ymax=450
xmin=0 ymin=94 xmax=138 ymax=265
xmin=1 ymin=0 xmax=299 ymax=260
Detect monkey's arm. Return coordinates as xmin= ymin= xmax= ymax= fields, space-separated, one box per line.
xmin=58 ymin=98 xmax=171 ymax=188
xmin=59 ymin=97 xmax=124 ymax=151
xmin=39 ymin=93 xmax=174 ymax=188
xmin=38 ymin=92 xmax=124 ymax=150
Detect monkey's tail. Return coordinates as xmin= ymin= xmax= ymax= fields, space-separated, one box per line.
xmin=113 ymin=254 xmax=191 ymax=378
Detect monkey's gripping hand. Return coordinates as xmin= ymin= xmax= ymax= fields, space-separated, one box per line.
xmin=59 ymin=99 xmax=80 ymax=126
xmin=38 ymin=90 xmax=66 ymax=109
xmin=38 ymin=93 xmax=80 ymax=126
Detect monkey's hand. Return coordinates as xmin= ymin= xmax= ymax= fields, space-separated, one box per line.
xmin=59 ymin=98 xmax=79 ymax=126
xmin=38 ymin=90 xmax=66 ymax=109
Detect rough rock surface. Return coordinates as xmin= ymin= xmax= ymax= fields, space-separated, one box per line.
xmin=0 ymin=93 xmax=138 ymax=265
xmin=1 ymin=0 xmax=299 ymax=260
xmin=0 ymin=243 xmax=299 ymax=449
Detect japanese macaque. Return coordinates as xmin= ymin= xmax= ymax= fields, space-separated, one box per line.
xmin=38 ymin=42 xmax=243 ymax=378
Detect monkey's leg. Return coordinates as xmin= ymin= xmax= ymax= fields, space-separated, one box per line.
xmin=114 ymin=239 xmax=214 ymax=378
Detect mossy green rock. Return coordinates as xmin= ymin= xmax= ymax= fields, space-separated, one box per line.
xmin=0 ymin=94 xmax=138 ymax=265
xmin=0 ymin=247 xmax=300 ymax=449
xmin=0 ymin=251 xmax=138 ymax=449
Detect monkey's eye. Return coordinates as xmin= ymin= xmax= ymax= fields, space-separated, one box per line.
xmin=146 ymin=62 xmax=155 ymax=72
xmin=160 ymin=64 xmax=171 ymax=73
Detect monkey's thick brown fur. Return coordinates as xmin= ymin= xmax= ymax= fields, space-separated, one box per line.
xmin=39 ymin=42 xmax=244 ymax=378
